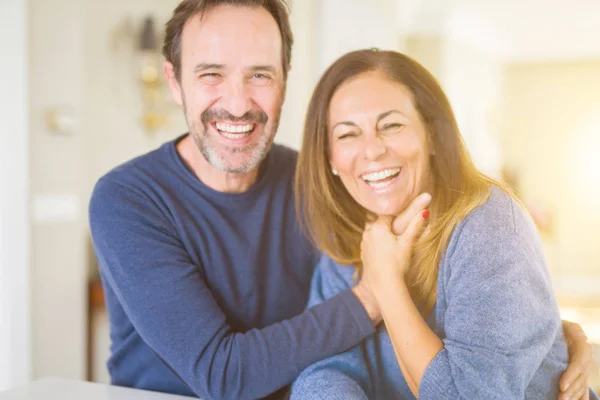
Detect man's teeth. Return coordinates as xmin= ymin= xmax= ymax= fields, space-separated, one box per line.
xmin=362 ymin=168 xmax=401 ymax=182
xmin=215 ymin=122 xmax=255 ymax=134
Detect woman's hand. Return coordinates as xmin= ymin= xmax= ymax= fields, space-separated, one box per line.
xmin=391 ymin=193 xmax=432 ymax=235
xmin=359 ymin=194 xmax=439 ymax=396
xmin=353 ymin=193 xmax=433 ymax=327
xmin=360 ymin=201 xmax=429 ymax=288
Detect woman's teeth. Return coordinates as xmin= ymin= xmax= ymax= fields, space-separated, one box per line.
xmin=361 ymin=168 xmax=401 ymax=188
xmin=366 ymin=179 xmax=395 ymax=189
xmin=215 ymin=122 xmax=255 ymax=139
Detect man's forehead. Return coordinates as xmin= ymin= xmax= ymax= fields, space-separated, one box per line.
xmin=180 ymin=5 xmax=283 ymax=67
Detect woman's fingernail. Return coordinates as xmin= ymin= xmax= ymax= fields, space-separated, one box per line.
xmin=422 ymin=210 xmax=430 ymax=220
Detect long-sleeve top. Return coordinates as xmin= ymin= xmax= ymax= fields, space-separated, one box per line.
xmin=89 ymin=135 xmax=375 ymax=400
xmin=291 ymin=186 xmax=598 ymax=399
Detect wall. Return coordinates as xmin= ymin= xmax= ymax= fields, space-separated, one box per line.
xmin=275 ymin=0 xmax=318 ymax=150
xmin=405 ymin=34 xmax=505 ymax=178
xmin=442 ymin=36 xmax=504 ymax=178
xmin=82 ymin=0 xmax=185 ymax=203
xmin=405 ymin=36 xmax=444 ymax=80
xmin=317 ymin=0 xmax=400 ymax=74
xmin=0 ymin=0 xmax=32 ymax=391
xmin=27 ymin=0 xmax=187 ymax=381
xmin=29 ymin=0 xmax=88 ymax=381
xmin=501 ymin=60 xmax=600 ymax=289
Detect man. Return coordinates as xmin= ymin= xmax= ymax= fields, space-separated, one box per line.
xmin=89 ymin=1 xmax=592 ymax=399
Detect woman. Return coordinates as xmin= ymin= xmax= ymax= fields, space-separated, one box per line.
xmin=291 ymin=49 xmax=597 ymax=399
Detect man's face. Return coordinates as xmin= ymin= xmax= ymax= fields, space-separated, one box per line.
xmin=166 ymin=5 xmax=286 ymax=173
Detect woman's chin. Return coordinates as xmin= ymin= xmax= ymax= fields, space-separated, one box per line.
xmin=367 ymin=199 xmax=406 ymax=217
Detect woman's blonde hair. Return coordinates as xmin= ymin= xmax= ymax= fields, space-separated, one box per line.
xmin=295 ymin=49 xmax=511 ymax=315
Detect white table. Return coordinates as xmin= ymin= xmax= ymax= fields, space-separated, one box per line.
xmin=0 ymin=379 xmax=197 ymax=400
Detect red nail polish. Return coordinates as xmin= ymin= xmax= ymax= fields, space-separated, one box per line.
xmin=422 ymin=210 xmax=430 ymax=220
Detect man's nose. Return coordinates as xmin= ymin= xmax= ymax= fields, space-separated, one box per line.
xmin=221 ymin=79 xmax=253 ymax=118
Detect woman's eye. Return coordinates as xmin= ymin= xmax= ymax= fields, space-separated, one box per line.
xmin=338 ymin=132 xmax=357 ymax=140
xmin=381 ymin=123 xmax=403 ymax=132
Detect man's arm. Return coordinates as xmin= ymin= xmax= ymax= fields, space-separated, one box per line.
xmin=89 ymin=178 xmax=376 ymax=400
xmin=290 ymin=256 xmax=373 ymax=400
xmin=560 ymin=320 xmax=596 ymax=400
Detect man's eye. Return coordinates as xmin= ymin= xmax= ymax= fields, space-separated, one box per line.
xmin=250 ymin=74 xmax=271 ymax=85
xmin=199 ymin=73 xmax=222 ymax=82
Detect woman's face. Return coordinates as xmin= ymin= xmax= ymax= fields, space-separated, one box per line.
xmin=328 ymin=71 xmax=433 ymax=216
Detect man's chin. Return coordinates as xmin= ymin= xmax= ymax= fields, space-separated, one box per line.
xmin=206 ymin=151 xmax=265 ymax=174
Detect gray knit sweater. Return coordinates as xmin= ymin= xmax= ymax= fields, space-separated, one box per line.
xmin=291 ymin=187 xmax=598 ymax=399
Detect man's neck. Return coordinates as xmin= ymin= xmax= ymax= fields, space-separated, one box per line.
xmin=176 ymin=135 xmax=260 ymax=193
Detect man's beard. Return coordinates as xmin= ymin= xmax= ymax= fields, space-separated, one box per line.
xmin=183 ymin=100 xmax=280 ymax=174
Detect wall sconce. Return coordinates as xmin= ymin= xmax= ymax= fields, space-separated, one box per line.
xmin=137 ymin=16 xmax=169 ymax=133
xmin=111 ymin=15 xmax=173 ymax=134
xmin=45 ymin=106 xmax=78 ymax=136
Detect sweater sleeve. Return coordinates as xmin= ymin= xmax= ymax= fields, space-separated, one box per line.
xmin=290 ymin=257 xmax=371 ymax=400
xmin=89 ymin=178 xmax=375 ymax=400
xmin=418 ymin=214 xmax=565 ymax=400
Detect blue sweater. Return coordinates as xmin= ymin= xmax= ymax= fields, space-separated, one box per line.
xmin=292 ymin=187 xmax=599 ymax=399
xmin=89 ymin=136 xmax=375 ymax=399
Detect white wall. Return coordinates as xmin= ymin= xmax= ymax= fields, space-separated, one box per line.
xmin=404 ymin=27 xmax=505 ymax=179
xmin=317 ymin=0 xmax=400 ymax=74
xmin=27 ymin=0 xmax=184 ymax=382
xmin=0 ymin=0 xmax=32 ymax=391
xmin=29 ymin=0 xmax=88 ymax=381
xmin=276 ymin=0 xmax=318 ymax=150
xmin=442 ymin=36 xmax=504 ymax=178
xmin=83 ymin=0 xmax=185 ymax=200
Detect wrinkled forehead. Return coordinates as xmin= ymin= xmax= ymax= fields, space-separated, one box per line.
xmin=180 ymin=5 xmax=283 ymax=73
